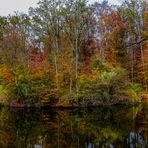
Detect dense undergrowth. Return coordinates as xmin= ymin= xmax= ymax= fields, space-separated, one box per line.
xmin=0 ymin=57 xmax=141 ymax=106
xmin=71 ymin=58 xmax=139 ymax=106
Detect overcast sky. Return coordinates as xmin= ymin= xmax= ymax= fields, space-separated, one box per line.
xmin=0 ymin=0 xmax=122 ymax=16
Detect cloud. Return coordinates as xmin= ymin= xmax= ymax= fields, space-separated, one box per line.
xmin=0 ymin=0 xmax=38 ymax=16
xmin=0 ymin=0 xmax=122 ymax=16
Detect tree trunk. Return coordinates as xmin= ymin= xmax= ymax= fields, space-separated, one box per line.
xmin=69 ymin=58 xmax=73 ymax=102
xmin=75 ymin=36 xmax=78 ymax=100
xmin=54 ymin=37 xmax=59 ymax=90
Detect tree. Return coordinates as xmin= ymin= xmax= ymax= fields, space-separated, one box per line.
xmin=62 ymin=0 xmax=94 ymax=99
xmin=121 ymin=0 xmax=148 ymax=84
xmin=29 ymin=0 xmax=65 ymax=90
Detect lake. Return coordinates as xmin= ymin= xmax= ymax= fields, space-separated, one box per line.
xmin=0 ymin=100 xmax=147 ymax=148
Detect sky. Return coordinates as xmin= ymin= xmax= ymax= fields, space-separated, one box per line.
xmin=0 ymin=0 xmax=122 ymax=16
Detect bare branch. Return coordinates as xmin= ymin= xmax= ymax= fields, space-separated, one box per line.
xmin=126 ymin=36 xmax=148 ymax=48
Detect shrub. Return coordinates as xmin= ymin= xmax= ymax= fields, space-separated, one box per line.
xmin=1 ymin=65 xmax=51 ymax=104
xmin=130 ymin=83 xmax=145 ymax=93
xmin=72 ymin=59 xmax=137 ymax=105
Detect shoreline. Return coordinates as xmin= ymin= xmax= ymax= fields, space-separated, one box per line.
xmin=0 ymin=101 xmax=139 ymax=109
xmin=0 ymin=93 xmax=147 ymax=108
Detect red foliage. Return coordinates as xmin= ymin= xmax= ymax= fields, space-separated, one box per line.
xmin=29 ymin=46 xmax=49 ymax=74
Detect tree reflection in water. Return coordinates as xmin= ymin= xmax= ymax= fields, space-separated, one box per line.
xmin=0 ymin=102 xmax=147 ymax=148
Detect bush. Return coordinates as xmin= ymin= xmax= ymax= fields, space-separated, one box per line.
xmin=1 ymin=65 xmax=51 ymax=104
xmin=73 ymin=59 xmax=137 ymax=105
xmin=125 ymin=89 xmax=138 ymax=102
xmin=130 ymin=83 xmax=145 ymax=93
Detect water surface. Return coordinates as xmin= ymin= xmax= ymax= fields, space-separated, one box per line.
xmin=0 ymin=101 xmax=147 ymax=148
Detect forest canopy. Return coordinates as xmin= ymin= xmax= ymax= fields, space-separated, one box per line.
xmin=0 ymin=0 xmax=147 ymax=106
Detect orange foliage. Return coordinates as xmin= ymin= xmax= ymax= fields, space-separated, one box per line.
xmin=29 ymin=47 xmax=50 ymax=76
xmin=0 ymin=64 xmax=12 ymax=83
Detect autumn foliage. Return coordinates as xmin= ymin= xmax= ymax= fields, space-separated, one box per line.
xmin=0 ymin=0 xmax=147 ymax=106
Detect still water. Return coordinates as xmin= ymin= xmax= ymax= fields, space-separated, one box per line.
xmin=0 ymin=101 xmax=147 ymax=148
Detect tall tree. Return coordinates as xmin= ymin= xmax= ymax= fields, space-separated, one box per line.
xmin=121 ymin=0 xmax=148 ymax=83
xmin=29 ymin=0 xmax=64 ymax=90
xmin=62 ymin=0 xmax=94 ymax=98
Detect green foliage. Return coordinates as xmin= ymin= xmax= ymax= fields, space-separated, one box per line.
xmin=91 ymin=57 xmax=113 ymax=72
xmin=0 ymin=85 xmax=5 ymax=96
xmin=1 ymin=0 xmax=147 ymax=106
xmin=73 ymin=59 xmax=137 ymax=105
xmin=10 ymin=78 xmax=35 ymax=103
xmin=3 ymin=66 xmax=51 ymax=104
xmin=0 ymin=85 xmax=8 ymax=104
xmin=125 ymin=88 xmax=138 ymax=102
xmin=130 ymin=83 xmax=146 ymax=93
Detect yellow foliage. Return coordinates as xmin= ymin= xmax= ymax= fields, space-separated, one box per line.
xmin=0 ymin=64 xmax=12 ymax=82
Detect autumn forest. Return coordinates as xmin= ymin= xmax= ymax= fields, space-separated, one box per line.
xmin=0 ymin=0 xmax=148 ymax=107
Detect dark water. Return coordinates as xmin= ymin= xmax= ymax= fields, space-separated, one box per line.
xmin=0 ymin=101 xmax=147 ymax=148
